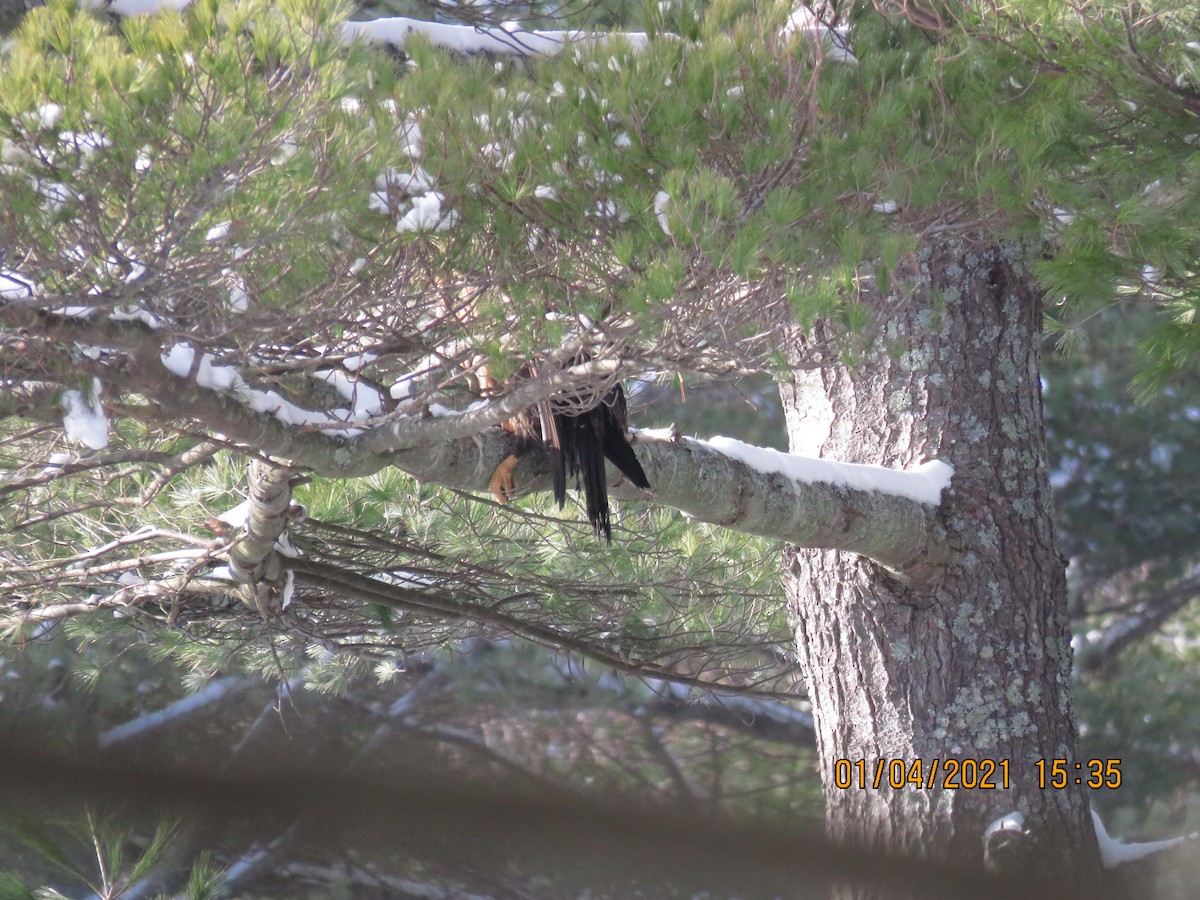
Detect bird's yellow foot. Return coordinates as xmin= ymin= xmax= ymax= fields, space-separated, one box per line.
xmin=488 ymin=453 xmax=522 ymax=504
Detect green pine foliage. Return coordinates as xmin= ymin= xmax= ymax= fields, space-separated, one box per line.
xmin=3 ymin=0 xmax=1195 ymax=373
xmin=0 ymin=0 xmax=1197 ymax=803
xmin=0 ymin=0 xmax=1195 ymax=698
xmin=0 ymin=813 xmax=221 ymax=900
xmin=1046 ymin=304 xmax=1200 ymax=823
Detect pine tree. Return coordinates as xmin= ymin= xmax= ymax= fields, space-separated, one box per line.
xmin=2 ymin=0 xmax=1198 ymax=892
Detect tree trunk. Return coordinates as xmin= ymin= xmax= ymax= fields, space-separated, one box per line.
xmin=781 ymin=234 xmax=1101 ymax=889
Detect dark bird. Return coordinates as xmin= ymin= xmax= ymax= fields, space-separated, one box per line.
xmin=487 ymin=365 xmax=650 ymax=542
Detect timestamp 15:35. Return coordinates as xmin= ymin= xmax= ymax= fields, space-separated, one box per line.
xmin=830 ymin=758 xmax=1122 ymax=790
xmin=1036 ymin=759 xmax=1122 ymax=789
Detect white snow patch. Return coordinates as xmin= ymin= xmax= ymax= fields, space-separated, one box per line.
xmin=342 ymin=352 xmax=377 ymax=372
xmin=61 ymin=379 xmax=109 ymax=449
xmin=703 ymin=435 xmax=954 ymax=505
xmin=161 ymin=343 xmax=370 ymax=435
xmin=271 ymin=139 xmax=299 ymax=166
xmin=379 ymin=166 xmax=437 ymax=198
xmin=29 ymin=103 xmax=62 ymax=130
xmin=396 ymin=192 xmax=459 ymax=233
xmin=480 ymin=142 xmax=514 ymax=168
xmin=58 ymin=129 xmax=110 ymax=160
xmin=111 ymin=306 xmax=163 ymax=329
xmin=217 ymin=499 xmax=251 ymax=529
xmin=368 ymin=189 xmax=391 ymax=214
xmin=1092 ymin=808 xmax=1198 ymax=868
xmin=81 ymin=0 xmax=191 ymax=16
xmin=275 ymin=533 xmax=301 ymax=559
xmin=984 ymin=811 xmax=1025 ymax=840
xmin=375 ymin=570 xmax=438 ymax=590
xmin=206 ymin=222 xmax=231 ymax=242
xmin=36 ymin=178 xmax=75 ymax=212
xmin=316 ymin=367 xmax=384 ymax=417
xmin=223 ymin=269 xmax=250 ymax=312
xmin=1 ymin=270 xmax=38 ymax=299
xmin=207 ymin=565 xmax=235 ymax=582
xmin=780 ymin=8 xmax=857 ymax=65
xmin=122 ymin=260 xmax=148 ymax=284
xmin=593 ymin=199 xmax=629 ymax=222
xmin=631 ymin=425 xmax=678 ymax=441
xmin=161 ymin=344 xmax=240 ymax=390
xmin=41 ymin=452 xmax=75 ymax=474
xmin=398 ymin=119 xmax=423 ymax=157
xmin=653 ymin=190 xmax=672 ymax=236
xmin=390 ymin=376 xmax=415 ymax=400
xmin=343 ymin=17 xmax=649 ymax=58
xmin=280 ymin=570 xmax=295 ymax=609
xmin=534 ymin=184 xmax=559 ymax=201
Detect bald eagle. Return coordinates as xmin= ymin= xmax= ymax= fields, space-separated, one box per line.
xmin=487 ymin=371 xmax=650 ymax=542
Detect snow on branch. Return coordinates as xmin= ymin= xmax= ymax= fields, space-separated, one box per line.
xmin=618 ymin=430 xmax=954 ymax=583
xmin=100 ymin=335 xmax=955 ymax=581
xmin=61 ymin=377 xmax=109 ymax=450
xmin=154 ymin=338 xmax=629 ymax=454
xmin=80 ymin=0 xmax=190 ymax=15
xmin=342 ymin=16 xmax=650 ymax=58
xmin=1091 ymin=808 xmax=1200 ymax=868
xmin=704 ymin=436 xmax=952 ymax=506
xmin=780 ymin=7 xmax=857 ymax=66
xmin=77 ymin=0 xmax=651 ymax=58
xmin=7 ymin=300 xmax=953 ymax=580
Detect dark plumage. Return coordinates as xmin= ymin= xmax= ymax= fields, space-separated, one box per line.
xmin=489 ymin=378 xmax=650 ymax=542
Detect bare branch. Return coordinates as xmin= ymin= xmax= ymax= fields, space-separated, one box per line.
xmin=227 ymin=460 xmax=301 ymax=617
xmin=97 ymin=677 xmax=254 ymax=750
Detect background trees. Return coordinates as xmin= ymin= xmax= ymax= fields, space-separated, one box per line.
xmin=2 ymin=0 xmax=1199 ymax=896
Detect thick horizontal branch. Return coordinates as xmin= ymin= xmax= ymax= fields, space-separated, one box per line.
xmin=124 ymin=353 xmax=953 ymax=579
xmin=615 ymin=432 xmax=954 ymax=582
xmin=8 ymin=307 xmax=953 ymax=581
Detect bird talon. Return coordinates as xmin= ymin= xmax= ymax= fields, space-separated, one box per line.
xmin=489 ymin=454 xmax=521 ymax=504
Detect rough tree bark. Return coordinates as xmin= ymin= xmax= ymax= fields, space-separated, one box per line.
xmin=781 ymin=233 xmax=1101 ymax=889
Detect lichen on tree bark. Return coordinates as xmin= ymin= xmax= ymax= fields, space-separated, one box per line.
xmin=781 ymin=233 xmax=1100 ymax=887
